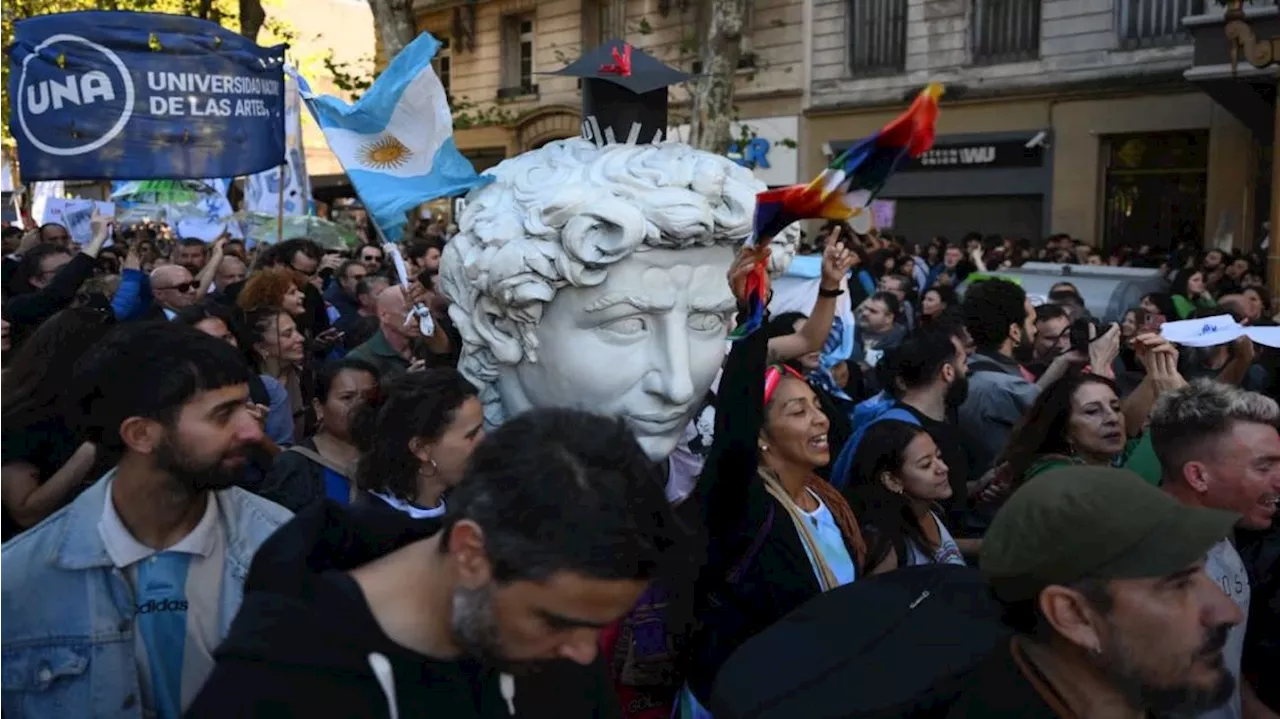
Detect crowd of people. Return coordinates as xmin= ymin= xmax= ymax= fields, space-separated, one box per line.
xmin=0 ymin=212 xmax=1277 ymax=719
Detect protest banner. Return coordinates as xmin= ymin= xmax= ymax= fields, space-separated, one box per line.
xmin=8 ymin=11 xmax=286 ymax=181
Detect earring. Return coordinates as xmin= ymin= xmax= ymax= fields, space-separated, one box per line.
xmin=419 ymin=459 xmax=439 ymax=478
xmin=759 ymin=444 xmax=769 ymax=453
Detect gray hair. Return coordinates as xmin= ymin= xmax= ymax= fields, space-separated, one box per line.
xmin=1150 ymin=379 xmax=1279 ymax=474
xmin=440 ymin=137 xmax=800 ymax=428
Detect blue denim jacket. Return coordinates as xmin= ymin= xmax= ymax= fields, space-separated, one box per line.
xmin=1 ymin=472 xmax=292 ymax=718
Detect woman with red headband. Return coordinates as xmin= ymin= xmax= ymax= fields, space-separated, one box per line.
xmin=680 ymin=243 xmax=876 ymax=717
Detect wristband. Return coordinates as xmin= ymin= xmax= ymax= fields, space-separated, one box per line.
xmin=818 ymin=286 xmax=843 ymax=298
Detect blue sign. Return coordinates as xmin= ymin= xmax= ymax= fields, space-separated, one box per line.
xmin=8 ymin=11 xmax=287 ymax=181
xmin=729 ymin=137 xmax=772 ymax=170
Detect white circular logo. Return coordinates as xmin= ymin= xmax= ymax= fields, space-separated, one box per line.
xmin=16 ymin=33 xmax=135 ymax=157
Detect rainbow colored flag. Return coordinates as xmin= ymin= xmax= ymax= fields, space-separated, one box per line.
xmin=732 ymin=83 xmax=943 ymax=340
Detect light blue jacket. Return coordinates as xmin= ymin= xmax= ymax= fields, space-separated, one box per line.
xmin=0 ymin=471 xmax=291 ymax=719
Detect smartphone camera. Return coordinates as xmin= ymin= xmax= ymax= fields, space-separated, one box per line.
xmin=1069 ymin=317 xmax=1106 ymax=353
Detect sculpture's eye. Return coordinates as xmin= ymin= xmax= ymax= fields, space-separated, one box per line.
xmin=601 ymin=316 xmax=646 ymax=336
xmin=689 ymin=312 xmax=725 ymax=332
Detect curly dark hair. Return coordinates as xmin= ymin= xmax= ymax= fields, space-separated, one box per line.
xmin=961 ymin=278 xmax=1028 ymax=351
xmin=349 ymin=369 xmax=478 ymax=501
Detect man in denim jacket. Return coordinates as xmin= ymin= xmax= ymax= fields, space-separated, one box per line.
xmin=2 ymin=322 xmax=291 ymax=719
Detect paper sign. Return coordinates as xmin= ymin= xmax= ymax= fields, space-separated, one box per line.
xmin=870 ymin=200 xmax=896 ymax=230
xmin=41 ymin=198 xmax=114 ymax=245
xmin=1161 ymin=315 xmax=1280 ymax=349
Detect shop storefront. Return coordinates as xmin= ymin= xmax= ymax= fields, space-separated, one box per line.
xmin=827 ymin=130 xmax=1051 ymax=244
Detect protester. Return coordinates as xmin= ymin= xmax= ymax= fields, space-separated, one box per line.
xmin=6 ymin=212 xmax=112 ymax=347
xmin=920 ymin=284 xmax=958 ymax=324
xmin=958 ymin=278 xmax=1084 ymax=481
xmin=358 ymin=243 xmax=385 ymax=273
xmin=335 ymin=273 xmax=390 ymax=348
xmin=346 ymin=283 xmax=451 ymax=378
xmin=238 ymin=306 xmax=307 ymax=445
xmin=236 ymin=266 xmax=307 ymax=318
xmin=1151 ymin=381 xmax=1280 ymax=719
xmin=1029 ymin=303 xmax=1072 ymax=374
xmin=843 ymin=420 xmax=965 ymax=569
xmin=1 ymin=307 xmax=116 ymax=541
xmin=855 ymin=291 xmax=906 ymax=370
xmin=324 ymin=259 xmax=366 ymax=320
xmin=1173 ymin=268 xmax=1218 ymax=319
xmin=148 ymin=264 xmax=201 ymax=320
xmin=349 ymin=368 xmax=484 ymax=523
xmin=951 ymin=466 xmax=1243 ymax=718
xmin=188 ymin=407 xmax=685 ymax=718
xmin=175 ymin=238 xmax=209 ymax=275
xmin=685 ymin=247 xmax=870 ymax=711
xmin=258 ymin=357 xmax=380 ymax=511
xmin=211 ymin=254 xmax=247 ymax=297
xmin=1 ymin=322 xmax=292 ymax=718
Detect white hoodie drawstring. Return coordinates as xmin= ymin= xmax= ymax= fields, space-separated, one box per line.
xmin=368 ymin=652 xmax=399 ymax=719
xmin=500 ymin=672 xmax=516 ymax=715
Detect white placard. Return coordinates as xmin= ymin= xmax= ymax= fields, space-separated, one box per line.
xmin=41 ymin=198 xmax=114 ymax=245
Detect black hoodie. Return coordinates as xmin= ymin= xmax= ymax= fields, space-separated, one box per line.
xmin=186 ymin=499 xmax=622 ymax=719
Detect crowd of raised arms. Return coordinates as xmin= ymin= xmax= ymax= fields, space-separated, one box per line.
xmin=1 ymin=213 xmax=1277 ymax=719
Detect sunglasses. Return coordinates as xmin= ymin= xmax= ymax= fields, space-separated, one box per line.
xmin=763 ymin=364 xmax=805 ymax=405
xmin=160 ymin=281 xmax=198 ymax=293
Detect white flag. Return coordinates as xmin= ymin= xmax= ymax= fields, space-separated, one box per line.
xmin=31 ymin=180 xmax=64 ymax=227
xmin=244 ymin=74 xmax=311 ymax=216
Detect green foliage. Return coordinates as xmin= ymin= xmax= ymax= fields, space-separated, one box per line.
xmin=1 ymin=0 xmax=254 ymax=151
xmin=323 ymin=50 xmax=374 ymax=99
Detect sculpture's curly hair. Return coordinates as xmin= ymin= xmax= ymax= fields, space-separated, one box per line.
xmin=440 ymin=137 xmax=800 ymax=428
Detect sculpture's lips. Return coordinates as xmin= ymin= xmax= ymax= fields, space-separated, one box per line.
xmin=626 ymin=412 xmax=688 ymax=434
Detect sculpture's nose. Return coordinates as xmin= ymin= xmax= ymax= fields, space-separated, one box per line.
xmin=643 ymin=320 xmax=695 ymax=406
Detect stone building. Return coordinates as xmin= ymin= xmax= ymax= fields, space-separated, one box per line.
xmin=803 ymin=0 xmax=1275 ymax=251
xmin=411 ymin=0 xmax=807 ymax=189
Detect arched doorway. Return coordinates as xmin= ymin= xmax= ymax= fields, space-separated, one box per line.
xmin=515 ymin=105 xmax=582 ymax=153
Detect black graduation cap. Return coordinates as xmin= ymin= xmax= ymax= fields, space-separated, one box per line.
xmin=551 ymin=40 xmax=690 ymax=147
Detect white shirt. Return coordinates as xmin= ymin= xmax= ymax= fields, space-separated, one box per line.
xmin=99 ymin=485 xmax=226 ymax=715
xmin=1197 ymin=539 xmax=1250 ymax=719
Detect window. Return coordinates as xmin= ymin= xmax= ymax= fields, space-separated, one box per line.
xmin=848 ymin=0 xmax=907 ymax=77
xmin=971 ymin=0 xmax=1040 ymax=65
xmin=1116 ymin=0 xmax=1203 ymax=48
xmin=434 ymin=38 xmax=451 ymax=98
xmin=1102 ymin=131 xmax=1208 ymax=251
xmin=500 ymin=13 xmax=537 ymax=97
xmin=582 ymin=0 xmax=626 ymax=47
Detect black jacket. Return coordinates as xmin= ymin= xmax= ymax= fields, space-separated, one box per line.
xmin=187 ymin=500 xmax=622 ymax=719
xmin=5 ymin=252 xmax=96 ymax=348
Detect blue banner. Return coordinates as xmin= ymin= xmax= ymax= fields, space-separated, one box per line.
xmin=8 ymin=11 xmax=287 ymax=181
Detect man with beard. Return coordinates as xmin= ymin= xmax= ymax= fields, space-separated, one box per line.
xmin=1151 ymin=381 xmax=1280 ymax=719
xmin=957 ymin=278 xmax=1081 ymax=479
xmin=0 ymin=322 xmax=292 ymax=719
xmin=187 ymin=407 xmax=686 ymax=718
xmin=886 ymin=322 xmax=978 ymax=553
xmin=949 ymin=466 xmax=1243 ymax=718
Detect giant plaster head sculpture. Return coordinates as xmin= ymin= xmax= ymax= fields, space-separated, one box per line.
xmin=440 ymin=137 xmax=799 ymax=459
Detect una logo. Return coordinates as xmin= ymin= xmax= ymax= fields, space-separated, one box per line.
xmin=16 ymin=34 xmax=135 ymax=157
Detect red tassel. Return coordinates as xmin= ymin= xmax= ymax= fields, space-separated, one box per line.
xmin=599 ymin=44 xmax=632 ymax=76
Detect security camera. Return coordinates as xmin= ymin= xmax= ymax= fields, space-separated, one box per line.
xmin=1025 ymin=131 xmax=1048 ymax=149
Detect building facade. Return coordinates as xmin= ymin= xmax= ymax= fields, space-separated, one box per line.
xmin=803 ymin=0 xmax=1274 ymax=251
xmin=411 ymin=0 xmax=807 ymax=189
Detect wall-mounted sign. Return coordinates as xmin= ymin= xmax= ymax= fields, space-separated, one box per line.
xmin=669 ymin=115 xmax=800 ymax=186
xmin=899 ymin=136 xmax=1046 ymax=172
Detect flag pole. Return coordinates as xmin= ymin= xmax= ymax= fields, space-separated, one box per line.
xmin=275 ymin=163 xmax=286 ymax=244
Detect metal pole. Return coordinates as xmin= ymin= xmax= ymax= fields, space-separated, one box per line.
xmin=1269 ymin=80 xmax=1280 ymax=309
xmin=276 ymin=164 xmax=286 ymax=244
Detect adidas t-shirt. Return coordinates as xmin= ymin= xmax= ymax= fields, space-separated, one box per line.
xmin=99 ymin=484 xmax=226 ymax=718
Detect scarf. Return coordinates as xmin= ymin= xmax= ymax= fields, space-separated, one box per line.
xmin=761 ymin=468 xmax=867 ymax=590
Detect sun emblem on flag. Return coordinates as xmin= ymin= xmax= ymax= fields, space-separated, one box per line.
xmin=359 ymin=135 xmax=412 ymax=169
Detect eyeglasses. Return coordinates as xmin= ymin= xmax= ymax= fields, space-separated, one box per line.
xmin=159 ymin=281 xmax=198 ymax=293
xmin=290 ymin=263 xmax=318 ymax=277
xmin=360 ymin=254 xmax=381 ymax=262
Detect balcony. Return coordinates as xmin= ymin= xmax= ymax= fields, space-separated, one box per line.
xmin=971 ymin=0 xmax=1041 ymax=65
xmin=1118 ymin=0 xmax=1204 ymax=48
xmin=847 ymin=0 xmax=908 ymax=78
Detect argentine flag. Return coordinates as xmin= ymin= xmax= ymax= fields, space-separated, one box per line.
xmin=291 ymin=33 xmax=490 ymax=241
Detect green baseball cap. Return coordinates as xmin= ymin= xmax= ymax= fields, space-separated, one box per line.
xmin=981 ymin=466 xmax=1239 ymax=602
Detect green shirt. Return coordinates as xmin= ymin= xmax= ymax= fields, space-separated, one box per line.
xmin=1024 ymin=434 xmax=1161 ymax=486
xmin=346 ymin=329 xmax=410 ymax=381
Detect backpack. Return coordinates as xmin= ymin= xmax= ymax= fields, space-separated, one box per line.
xmin=829 ymin=392 xmax=920 ymax=490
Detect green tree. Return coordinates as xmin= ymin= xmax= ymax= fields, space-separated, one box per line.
xmin=2 ymin=0 xmax=268 ymax=152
